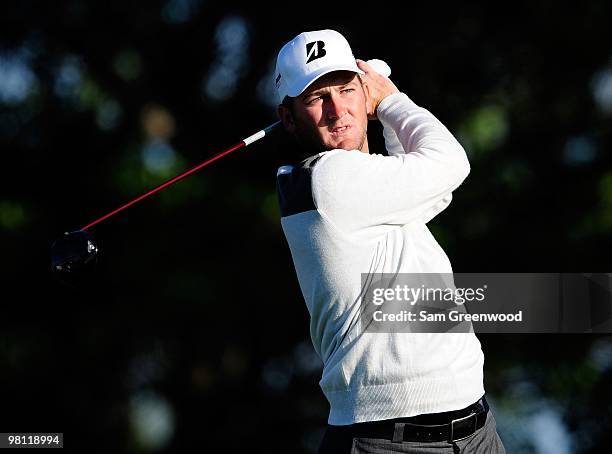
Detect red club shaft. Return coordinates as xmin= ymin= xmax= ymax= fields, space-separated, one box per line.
xmin=80 ymin=121 xmax=280 ymax=231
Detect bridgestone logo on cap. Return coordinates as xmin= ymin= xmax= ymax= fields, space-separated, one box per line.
xmin=305 ymin=41 xmax=326 ymax=63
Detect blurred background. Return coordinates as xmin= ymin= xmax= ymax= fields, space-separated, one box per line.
xmin=1 ymin=1 xmax=611 ymax=452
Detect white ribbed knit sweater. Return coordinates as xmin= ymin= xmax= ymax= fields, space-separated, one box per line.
xmin=276 ymin=92 xmax=484 ymax=425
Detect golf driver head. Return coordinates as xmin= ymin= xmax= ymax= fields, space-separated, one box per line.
xmin=50 ymin=230 xmax=98 ymax=275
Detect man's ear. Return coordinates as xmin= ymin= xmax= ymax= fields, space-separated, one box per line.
xmin=360 ymin=80 xmax=375 ymax=119
xmin=278 ymin=104 xmax=296 ymax=133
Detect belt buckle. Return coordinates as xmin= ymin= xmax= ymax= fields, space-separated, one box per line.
xmin=449 ymin=412 xmax=477 ymax=442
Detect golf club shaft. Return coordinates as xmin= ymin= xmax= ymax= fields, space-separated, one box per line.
xmin=80 ymin=121 xmax=281 ymax=231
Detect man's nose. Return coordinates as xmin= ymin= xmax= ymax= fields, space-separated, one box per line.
xmin=324 ymin=93 xmax=346 ymax=121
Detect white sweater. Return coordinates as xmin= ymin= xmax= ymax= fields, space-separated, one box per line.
xmin=276 ymin=93 xmax=485 ymax=425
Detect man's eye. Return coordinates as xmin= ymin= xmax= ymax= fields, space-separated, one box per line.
xmin=307 ymin=96 xmax=322 ymax=104
xmin=341 ymin=88 xmax=355 ymax=93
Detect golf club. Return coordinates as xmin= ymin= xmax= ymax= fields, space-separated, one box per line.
xmin=50 ymin=121 xmax=281 ymax=274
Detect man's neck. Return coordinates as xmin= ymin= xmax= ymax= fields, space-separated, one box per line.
xmin=361 ymin=138 xmax=370 ymax=154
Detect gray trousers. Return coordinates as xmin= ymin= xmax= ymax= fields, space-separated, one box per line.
xmin=318 ymin=411 xmax=506 ymax=454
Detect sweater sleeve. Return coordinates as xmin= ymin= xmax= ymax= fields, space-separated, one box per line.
xmin=311 ymin=92 xmax=470 ymax=231
xmin=380 ymin=116 xmax=405 ymax=156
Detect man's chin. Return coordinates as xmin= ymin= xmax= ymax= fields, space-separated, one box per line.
xmin=316 ymin=140 xmax=355 ymax=152
xmin=296 ymin=131 xmax=364 ymax=153
xmin=330 ymin=138 xmax=363 ymax=152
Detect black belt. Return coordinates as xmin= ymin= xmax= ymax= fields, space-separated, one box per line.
xmin=347 ymin=396 xmax=489 ymax=443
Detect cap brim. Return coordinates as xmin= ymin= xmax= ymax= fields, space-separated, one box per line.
xmin=287 ymin=65 xmax=366 ymax=98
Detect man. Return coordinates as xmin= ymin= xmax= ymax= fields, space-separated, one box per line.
xmin=274 ymin=29 xmax=505 ymax=453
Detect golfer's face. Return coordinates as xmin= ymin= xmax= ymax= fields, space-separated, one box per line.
xmin=293 ymin=71 xmax=369 ymax=152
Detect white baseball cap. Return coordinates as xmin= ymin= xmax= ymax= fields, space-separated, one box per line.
xmin=274 ymin=29 xmax=364 ymax=102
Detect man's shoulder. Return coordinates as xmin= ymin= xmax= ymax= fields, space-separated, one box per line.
xmin=276 ymin=150 xmax=335 ymax=173
xmin=279 ymin=149 xmax=385 ymax=189
xmin=276 ymin=150 xmax=382 ymax=217
xmin=307 ymin=148 xmax=378 ymax=172
xmin=275 ymin=150 xmax=337 ymax=184
xmin=276 ymin=152 xmax=328 ymax=218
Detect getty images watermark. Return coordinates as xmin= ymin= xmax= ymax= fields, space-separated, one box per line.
xmin=360 ymin=273 xmax=612 ymax=333
xmin=371 ymin=282 xmax=523 ymax=322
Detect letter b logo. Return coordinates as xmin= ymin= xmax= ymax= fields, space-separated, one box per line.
xmin=305 ymin=41 xmax=326 ymax=63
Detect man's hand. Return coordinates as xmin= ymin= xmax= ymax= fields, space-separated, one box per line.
xmin=356 ymin=59 xmax=400 ymax=120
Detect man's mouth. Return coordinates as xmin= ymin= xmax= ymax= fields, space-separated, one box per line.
xmin=330 ymin=125 xmax=351 ymax=136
